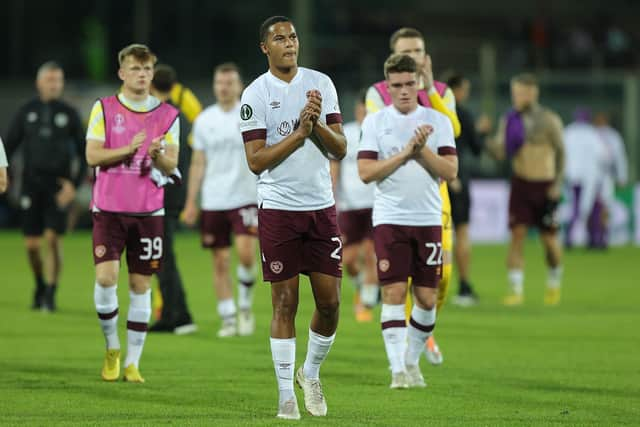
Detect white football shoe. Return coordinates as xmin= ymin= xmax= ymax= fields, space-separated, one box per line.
xmin=238 ymin=310 xmax=255 ymax=336
xmin=405 ymin=364 xmax=427 ymax=388
xmin=216 ymin=320 xmax=237 ymax=338
xmin=424 ymin=336 xmax=444 ymax=365
xmin=276 ymin=397 xmax=301 ymax=420
xmin=390 ymin=371 xmax=409 ymax=389
xmin=452 ymin=294 xmax=478 ymax=307
xmin=296 ymin=367 xmax=327 ymax=416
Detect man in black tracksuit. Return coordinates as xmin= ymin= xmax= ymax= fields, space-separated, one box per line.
xmin=445 ymin=73 xmax=488 ymax=306
xmin=149 ymin=64 xmax=196 ymax=334
xmin=5 ymin=62 xmax=86 ymax=311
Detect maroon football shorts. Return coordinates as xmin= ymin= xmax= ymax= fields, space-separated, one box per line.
xmin=200 ymin=204 xmax=258 ymax=249
xmin=373 ymin=224 xmax=442 ymax=288
xmin=258 ymin=205 xmax=343 ymax=282
xmin=92 ymin=212 xmax=164 ymax=275
xmin=509 ymin=177 xmax=557 ymax=232
xmin=338 ymin=208 xmax=373 ymax=247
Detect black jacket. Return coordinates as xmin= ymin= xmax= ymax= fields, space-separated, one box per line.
xmin=455 ymin=104 xmax=484 ymax=184
xmin=5 ymin=98 xmax=86 ymax=191
xmin=164 ymin=102 xmax=191 ymax=217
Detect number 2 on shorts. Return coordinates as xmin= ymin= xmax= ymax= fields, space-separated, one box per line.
xmin=139 ymin=237 xmax=163 ymax=260
xmin=330 ymin=236 xmax=342 ymax=260
xmin=425 ymin=242 xmax=443 ymax=266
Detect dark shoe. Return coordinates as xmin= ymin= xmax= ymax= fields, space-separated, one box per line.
xmin=42 ymin=285 xmax=57 ymax=312
xmin=173 ymin=314 xmax=197 ymax=335
xmin=149 ymin=321 xmax=175 ymax=333
xmin=452 ymin=281 xmax=478 ymax=307
xmin=32 ymin=286 xmax=45 ymax=310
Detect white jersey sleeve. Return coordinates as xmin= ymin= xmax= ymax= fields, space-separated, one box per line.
xmin=434 ymin=113 xmax=456 ymax=155
xmin=320 ymin=77 xmax=342 ymax=125
xmin=239 ymin=84 xmax=267 ymax=142
xmin=192 ymin=114 xmax=207 ymax=151
xmin=357 ymin=114 xmax=380 ymax=159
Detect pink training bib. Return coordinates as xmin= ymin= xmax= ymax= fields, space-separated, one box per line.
xmin=91 ymin=95 xmax=179 ymax=214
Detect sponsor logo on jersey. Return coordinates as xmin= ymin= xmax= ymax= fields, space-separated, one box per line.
xmin=277 ymin=121 xmax=292 ymax=136
xmin=240 ymin=104 xmax=253 ymax=120
xmin=277 ymin=119 xmax=301 ymax=136
xmin=113 ymin=113 xmax=126 ymax=134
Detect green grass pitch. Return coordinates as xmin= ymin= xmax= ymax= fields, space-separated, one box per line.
xmin=0 ymin=230 xmax=638 ymax=426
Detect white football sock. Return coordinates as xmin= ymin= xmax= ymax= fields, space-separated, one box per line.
xmin=270 ymin=337 xmax=296 ymax=404
xmin=381 ymin=304 xmax=407 ymax=374
xmin=237 ymin=264 xmax=255 ymax=311
xmin=125 ymin=289 xmax=151 ymax=369
xmin=406 ymin=305 xmax=436 ymax=366
xmin=547 ymin=266 xmax=563 ymax=289
xmin=361 ymin=283 xmax=379 ymax=307
xmin=94 ymin=283 xmax=120 ymax=350
xmin=217 ymin=298 xmax=237 ymax=324
xmin=508 ymin=269 xmax=524 ymax=295
xmin=302 ymin=329 xmax=336 ymax=380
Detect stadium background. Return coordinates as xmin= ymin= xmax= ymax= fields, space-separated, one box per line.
xmin=0 ymin=1 xmax=639 ymax=425
xmin=0 ymin=0 xmax=638 ymax=243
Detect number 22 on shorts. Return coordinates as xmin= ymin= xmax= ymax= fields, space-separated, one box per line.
xmin=425 ymin=242 xmax=443 ymax=266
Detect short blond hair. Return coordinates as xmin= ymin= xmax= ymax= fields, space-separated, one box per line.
xmin=389 ymin=27 xmax=424 ymax=52
xmin=118 ymin=44 xmax=157 ymax=67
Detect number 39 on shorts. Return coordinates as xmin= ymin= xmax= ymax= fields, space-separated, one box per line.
xmin=425 ymin=242 xmax=443 ymax=266
xmin=139 ymin=237 xmax=163 ymax=260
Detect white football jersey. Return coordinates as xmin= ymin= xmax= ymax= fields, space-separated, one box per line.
xmin=193 ymin=103 xmax=257 ymax=210
xmin=358 ymin=105 xmax=456 ymax=227
xmin=337 ymin=121 xmax=374 ymax=211
xmin=239 ymin=67 xmax=342 ymax=211
xmin=598 ymin=125 xmax=628 ymax=185
xmin=564 ymin=122 xmax=608 ymax=184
